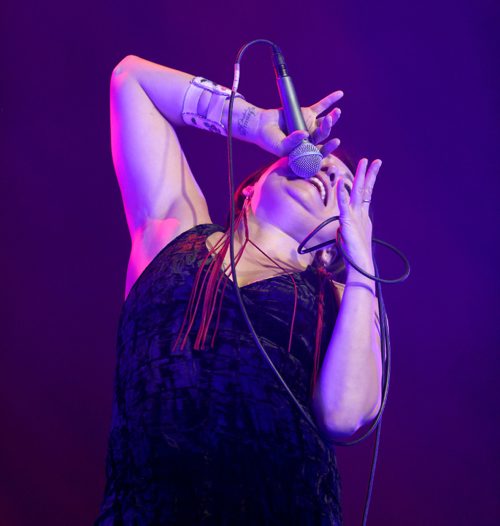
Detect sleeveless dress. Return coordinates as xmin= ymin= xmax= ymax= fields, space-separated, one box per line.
xmin=95 ymin=223 xmax=343 ymax=525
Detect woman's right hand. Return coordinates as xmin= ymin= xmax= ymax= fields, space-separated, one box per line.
xmin=253 ymin=90 xmax=344 ymax=158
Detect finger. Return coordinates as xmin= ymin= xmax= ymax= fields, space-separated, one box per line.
xmin=309 ymin=90 xmax=344 ymax=116
xmin=351 ymin=158 xmax=369 ymax=207
xmin=328 ymin=107 xmax=342 ymax=127
xmin=362 ymin=159 xmax=382 ymax=205
xmin=335 ymin=177 xmax=351 ymax=219
xmin=280 ymin=130 xmax=309 ymax=155
xmin=319 ymin=138 xmax=341 ymax=157
xmin=311 ymin=107 xmax=342 ymax=144
xmin=311 ymin=114 xmax=332 ymax=144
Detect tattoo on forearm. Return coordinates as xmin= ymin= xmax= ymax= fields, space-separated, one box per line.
xmin=237 ymin=106 xmax=257 ymax=136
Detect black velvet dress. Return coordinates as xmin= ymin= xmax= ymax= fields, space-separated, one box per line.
xmin=95 ymin=223 xmax=342 ymax=525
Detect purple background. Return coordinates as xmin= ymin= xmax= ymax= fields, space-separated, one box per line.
xmin=1 ymin=1 xmax=499 ymax=525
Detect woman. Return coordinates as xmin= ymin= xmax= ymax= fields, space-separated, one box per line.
xmin=95 ymin=55 xmax=382 ymax=525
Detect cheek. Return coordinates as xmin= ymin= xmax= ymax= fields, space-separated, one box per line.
xmin=251 ymin=177 xmax=285 ymax=219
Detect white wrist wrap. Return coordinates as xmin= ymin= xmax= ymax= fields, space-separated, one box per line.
xmin=182 ymin=76 xmax=245 ymax=136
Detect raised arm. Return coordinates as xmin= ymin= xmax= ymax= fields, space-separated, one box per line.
xmin=312 ymin=159 xmax=383 ymax=439
xmin=110 ymin=55 xmax=344 ymax=297
xmin=110 ymin=55 xmax=262 ymax=234
xmin=110 ymin=55 xmax=266 ymax=297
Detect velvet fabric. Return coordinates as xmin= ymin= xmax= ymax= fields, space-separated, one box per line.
xmin=95 ymin=223 xmax=342 ymax=525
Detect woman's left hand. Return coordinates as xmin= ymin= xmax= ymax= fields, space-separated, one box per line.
xmin=335 ymin=158 xmax=382 ymax=278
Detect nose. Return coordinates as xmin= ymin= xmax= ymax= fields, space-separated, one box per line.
xmin=320 ymin=165 xmax=336 ymax=186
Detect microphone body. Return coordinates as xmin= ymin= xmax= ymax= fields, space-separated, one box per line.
xmin=277 ymin=75 xmax=308 ymax=134
xmin=272 ymin=49 xmax=322 ymax=179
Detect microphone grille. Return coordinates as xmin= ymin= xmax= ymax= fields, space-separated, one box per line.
xmin=288 ymin=141 xmax=323 ymax=179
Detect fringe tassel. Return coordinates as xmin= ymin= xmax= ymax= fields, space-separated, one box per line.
xmin=172 ymin=201 xmax=249 ymax=352
xmin=310 ymin=267 xmax=328 ymax=394
xmin=173 ymin=200 xmax=329 ymax=407
xmin=173 ymin=199 xmax=304 ymax=356
xmin=245 ymin=237 xmax=298 ymax=355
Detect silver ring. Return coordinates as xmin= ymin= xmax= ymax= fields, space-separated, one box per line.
xmin=362 ymin=199 xmax=371 ymax=203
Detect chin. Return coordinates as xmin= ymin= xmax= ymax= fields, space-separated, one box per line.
xmin=301 ymin=213 xmax=341 ymax=248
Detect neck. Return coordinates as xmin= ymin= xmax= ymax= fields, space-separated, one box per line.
xmin=227 ymin=207 xmax=313 ymax=275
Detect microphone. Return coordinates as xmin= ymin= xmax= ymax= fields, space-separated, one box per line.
xmin=272 ymin=48 xmax=323 ymax=179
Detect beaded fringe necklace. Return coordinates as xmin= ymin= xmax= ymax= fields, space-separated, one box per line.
xmin=172 ymin=197 xmax=331 ymax=395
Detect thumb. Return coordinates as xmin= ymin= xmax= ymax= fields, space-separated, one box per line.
xmin=280 ymin=130 xmax=309 ymax=156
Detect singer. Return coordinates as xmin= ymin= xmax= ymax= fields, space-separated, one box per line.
xmin=95 ymin=55 xmax=382 ymax=525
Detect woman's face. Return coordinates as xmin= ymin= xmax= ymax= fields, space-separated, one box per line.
xmin=247 ymin=154 xmax=354 ymax=245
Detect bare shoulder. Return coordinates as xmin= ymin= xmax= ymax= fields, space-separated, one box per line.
xmin=124 ymin=204 xmax=212 ymax=300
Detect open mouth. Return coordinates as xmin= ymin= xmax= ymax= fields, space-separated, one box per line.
xmin=308 ymin=175 xmax=328 ymax=206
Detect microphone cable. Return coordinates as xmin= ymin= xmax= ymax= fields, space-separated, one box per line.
xmin=225 ymin=39 xmax=410 ymax=526
xmin=227 ymin=38 xmax=322 ymax=440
